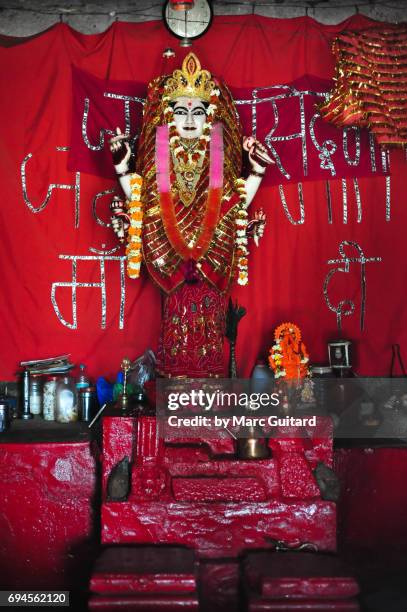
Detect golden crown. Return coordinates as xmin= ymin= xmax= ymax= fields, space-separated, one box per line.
xmin=164 ymin=53 xmax=215 ymax=102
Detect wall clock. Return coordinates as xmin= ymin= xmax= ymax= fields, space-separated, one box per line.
xmin=163 ymin=0 xmax=213 ymax=46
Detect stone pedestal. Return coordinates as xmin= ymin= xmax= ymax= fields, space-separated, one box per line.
xmin=89 ymin=408 xmax=358 ymax=609
xmin=243 ymin=551 xmax=359 ymax=610
xmin=100 ymin=412 xmax=336 ymax=556
xmin=89 ymin=546 xmax=199 ymax=610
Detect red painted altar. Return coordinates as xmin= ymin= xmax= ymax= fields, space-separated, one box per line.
xmin=88 ymin=51 xmax=359 ymax=610
xmin=88 ymin=406 xmax=362 ymax=610
xmin=100 ymin=411 xmax=336 ymax=555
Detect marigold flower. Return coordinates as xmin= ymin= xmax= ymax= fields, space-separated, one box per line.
xmin=131 ymin=210 xmax=143 ymax=222
xmin=128 ymin=226 xmax=141 ymax=236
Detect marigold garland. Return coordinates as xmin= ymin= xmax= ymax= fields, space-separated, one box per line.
xmin=125 ymin=174 xmax=143 ymax=279
xmin=234 ymin=178 xmax=249 ymax=286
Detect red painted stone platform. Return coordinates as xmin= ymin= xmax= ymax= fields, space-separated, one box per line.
xmin=100 ymin=411 xmax=336 ymax=556
xmin=243 ymin=551 xmax=359 ymax=611
xmin=102 ymin=500 xmax=335 ymax=556
xmin=89 ymin=546 xmax=199 ymax=610
xmin=0 ymin=418 xmax=96 ymax=591
xmin=90 ymin=408 xmax=348 ymax=608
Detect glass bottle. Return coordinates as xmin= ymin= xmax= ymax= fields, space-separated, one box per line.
xmin=43 ymin=376 xmax=59 ymax=421
xmin=29 ymin=374 xmax=43 ymax=415
xmin=55 ymin=376 xmax=78 ymax=423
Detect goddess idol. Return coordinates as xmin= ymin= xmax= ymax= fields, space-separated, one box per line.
xmin=109 ymin=53 xmax=271 ymax=378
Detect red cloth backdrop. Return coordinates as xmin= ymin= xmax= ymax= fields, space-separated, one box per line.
xmin=0 ymin=15 xmax=406 ymax=381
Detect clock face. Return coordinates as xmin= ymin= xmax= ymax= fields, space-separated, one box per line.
xmin=163 ymin=0 xmax=213 ymax=41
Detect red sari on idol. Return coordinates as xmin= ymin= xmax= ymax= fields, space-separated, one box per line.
xmin=140 ymin=123 xmax=242 ymax=378
xmin=130 ymin=63 xmax=245 ymax=378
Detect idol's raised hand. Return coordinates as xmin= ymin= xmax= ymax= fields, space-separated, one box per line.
xmin=243 ymin=136 xmax=274 ymax=173
xmin=247 ymin=208 xmax=266 ymax=247
xmin=109 ymin=127 xmax=132 ymax=174
xmin=109 ymin=195 xmax=130 ymax=244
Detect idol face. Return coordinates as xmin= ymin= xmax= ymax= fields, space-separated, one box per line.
xmin=172 ymin=97 xmax=207 ymax=140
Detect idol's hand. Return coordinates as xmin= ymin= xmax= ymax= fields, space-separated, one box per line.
xmin=110 ymin=195 xmax=130 ymax=243
xmin=247 ymin=208 xmax=266 ymax=247
xmin=109 ymin=127 xmax=132 ymax=174
xmin=243 ymin=136 xmax=274 ymax=174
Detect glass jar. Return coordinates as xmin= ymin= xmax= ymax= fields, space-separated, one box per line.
xmin=43 ymin=376 xmax=59 ymax=421
xmin=55 ymin=376 xmax=78 ymax=423
xmin=29 ymin=374 xmax=43 ymax=415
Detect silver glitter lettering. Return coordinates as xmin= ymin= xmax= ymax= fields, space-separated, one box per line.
xmin=343 ymin=126 xmax=361 ymax=166
xmin=92 ymin=188 xmax=117 ymax=227
xmin=21 ymin=148 xmax=80 ymax=227
xmin=353 ymin=178 xmax=362 ymax=223
xmin=278 ymin=183 xmax=305 ymax=225
xmin=82 ymin=93 xmax=144 ymax=151
xmin=324 ymin=241 xmax=382 ymax=330
xmin=342 ymin=179 xmax=348 ymax=224
xmin=385 ymin=175 xmax=391 ymax=222
xmin=237 ymin=87 xmax=332 ymax=181
xmin=369 ymin=133 xmax=377 ymax=172
xmin=251 ymin=91 xmax=258 ymax=137
xmin=119 ymin=256 xmax=126 ymax=327
xmin=51 ymin=255 xmax=127 ymax=330
xmin=381 ymin=149 xmax=388 ymax=173
xmin=380 ymin=150 xmax=392 ymax=221
xmin=82 ymin=98 xmax=115 ymax=151
xmin=89 ymin=246 xmax=121 ymax=255
xmin=309 ymin=113 xmax=337 ymax=176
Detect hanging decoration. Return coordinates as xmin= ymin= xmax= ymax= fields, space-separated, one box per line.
xmin=320 ymin=24 xmax=407 ymax=147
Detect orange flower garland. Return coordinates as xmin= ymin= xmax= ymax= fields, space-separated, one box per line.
xmin=125 ymin=174 xmax=143 ymax=279
xmin=234 ymin=178 xmax=249 ymax=286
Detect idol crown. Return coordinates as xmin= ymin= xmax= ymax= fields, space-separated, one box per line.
xmin=165 ymin=53 xmax=215 ymax=102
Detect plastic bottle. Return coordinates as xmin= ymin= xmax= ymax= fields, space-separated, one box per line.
xmin=76 ymin=364 xmax=90 ymax=391
xmin=251 ymin=359 xmax=274 ymax=394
